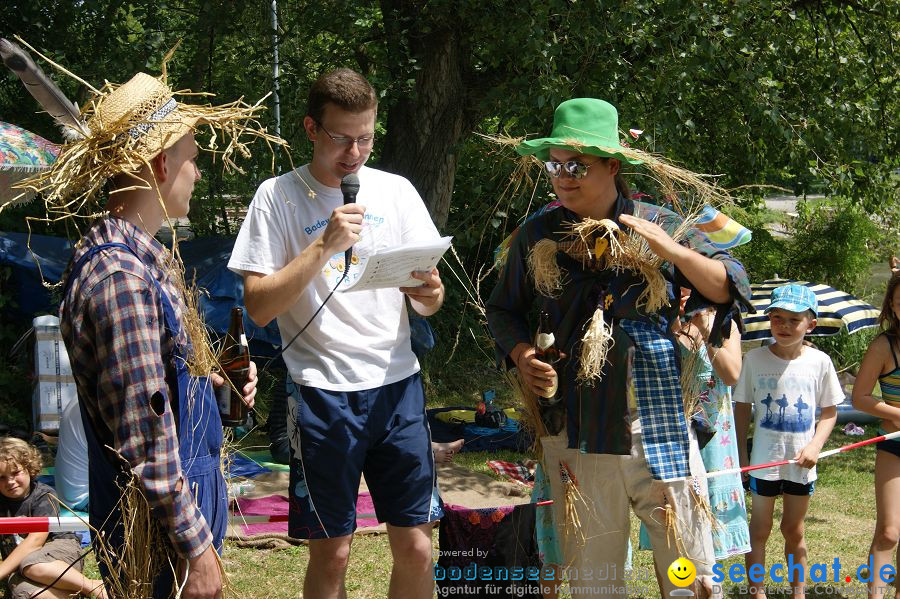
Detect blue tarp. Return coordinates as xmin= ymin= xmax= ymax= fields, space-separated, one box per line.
xmin=0 ymin=231 xmax=282 ymax=357
xmin=226 ymin=452 xmax=271 ymax=479
xmin=0 ymin=232 xmax=73 ymax=319
xmin=427 ymin=407 xmax=532 ymax=453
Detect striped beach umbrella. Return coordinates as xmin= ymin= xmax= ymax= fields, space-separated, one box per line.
xmin=742 ymin=278 xmax=880 ymax=340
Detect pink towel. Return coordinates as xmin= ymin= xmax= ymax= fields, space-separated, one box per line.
xmin=233 ymin=493 xmax=379 ymax=536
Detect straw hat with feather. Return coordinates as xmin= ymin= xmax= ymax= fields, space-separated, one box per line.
xmin=12 ymin=70 xmax=282 ymax=220
xmin=90 ymin=72 xmax=201 ymax=162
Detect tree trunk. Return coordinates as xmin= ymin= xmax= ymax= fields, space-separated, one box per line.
xmin=377 ymin=24 xmax=469 ymax=229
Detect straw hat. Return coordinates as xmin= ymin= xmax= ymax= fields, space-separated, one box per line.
xmin=516 ymin=98 xmax=642 ymax=164
xmin=11 ymin=71 xmax=283 ymax=221
xmin=482 ymin=96 xmax=732 ymax=213
xmin=89 ymin=72 xmax=199 ymax=162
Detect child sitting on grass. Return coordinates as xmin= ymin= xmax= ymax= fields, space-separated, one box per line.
xmin=0 ymin=437 xmax=107 ymax=599
xmin=734 ymin=284 xmax=843 ymax=599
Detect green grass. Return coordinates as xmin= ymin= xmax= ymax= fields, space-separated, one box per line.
xmin=2 ymin=318 xmax=892 ymax=598
xmin=0 ymin=414 xmax=888 ymax=599
xmin=208 ymin=421 xmax=887 ymax=599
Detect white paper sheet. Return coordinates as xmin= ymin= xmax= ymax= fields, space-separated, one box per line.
xmin=339 ymin=236 xmax=453 ymax=292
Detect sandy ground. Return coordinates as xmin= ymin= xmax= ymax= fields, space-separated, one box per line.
xmin=227 ymin=460 xmax=533 ymax=539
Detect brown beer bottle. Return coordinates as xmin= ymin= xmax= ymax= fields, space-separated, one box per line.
xmin=218 ymin=307 xmax=250 ymax=427
xmin=533 ymin=310 xmax=561 ymax=400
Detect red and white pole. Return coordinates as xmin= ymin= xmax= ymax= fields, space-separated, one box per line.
xmin=706 ymin=429 xmax=900 ymax=480
xmin=0 ymin=514 xmax=292 ymax=535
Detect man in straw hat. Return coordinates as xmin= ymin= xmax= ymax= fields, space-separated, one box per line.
xmin=49 ymin=71 xmax=266 ymax=599
xmin=228 ymin=68 xmax=444 ymax=599
xmin=487 ymin=98 xmax=752 ymax=597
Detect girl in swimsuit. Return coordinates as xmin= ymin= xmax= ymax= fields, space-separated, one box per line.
xmin=852 ymin=272 xmax=900 ymax=599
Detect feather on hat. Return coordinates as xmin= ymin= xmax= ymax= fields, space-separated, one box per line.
xmin=7 ymin=68 xmax=283 ymax=221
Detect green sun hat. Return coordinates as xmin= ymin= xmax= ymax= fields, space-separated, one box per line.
xmin=516 ymin=98 xmax=642 ymax=164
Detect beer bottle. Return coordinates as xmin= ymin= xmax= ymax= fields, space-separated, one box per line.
xmin=533 ymin=310 xmax=561 ymax=400
xmin=218 ymin=307 xmax=250 ymax=427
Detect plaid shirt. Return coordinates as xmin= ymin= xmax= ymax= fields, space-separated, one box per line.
xmin=487 ymin=195 xmax=750 ymax=480
xmin=620 ymin=318 xmax=690 ymax=480
xmin=59 ymin=217 xmax=212 ymax=558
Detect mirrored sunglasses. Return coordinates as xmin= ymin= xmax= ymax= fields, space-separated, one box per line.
xmin=543 ymin=160 xmax=596 ymax=179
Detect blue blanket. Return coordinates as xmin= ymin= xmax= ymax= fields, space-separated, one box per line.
xmin=427 ymin=407 xmax=531 ymax=452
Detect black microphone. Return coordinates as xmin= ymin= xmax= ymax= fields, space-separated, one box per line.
xmin=340 ymin=173 xmax=360 ymax=272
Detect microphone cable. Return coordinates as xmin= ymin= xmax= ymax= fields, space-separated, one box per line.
xmin=259 ymin=173 xmax=360 ymax=375
xmin=260 ymin=268 xmax=347 ymax=375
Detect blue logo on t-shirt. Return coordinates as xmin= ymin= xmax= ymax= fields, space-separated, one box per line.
xmin=303 ymin=218 xmax=330 ymax=236
xmin=759 ymin=392 xmax=812 ymax=432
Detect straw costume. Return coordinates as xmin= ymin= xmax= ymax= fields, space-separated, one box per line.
xmin=8 ymin=65 xmax=280 ymax=599
xmin=486 ymin=98 xmax=751 ymax=596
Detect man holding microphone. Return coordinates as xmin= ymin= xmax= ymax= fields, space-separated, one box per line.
xmin=229 ymin=68 xmax=444 ymax=599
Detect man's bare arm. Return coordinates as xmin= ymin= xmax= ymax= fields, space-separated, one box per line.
xmin=243 ymin=204 xmax=364 ymax=326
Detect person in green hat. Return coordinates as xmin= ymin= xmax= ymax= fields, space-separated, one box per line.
xmin=486 ymin=98 xmax=751 ymax=597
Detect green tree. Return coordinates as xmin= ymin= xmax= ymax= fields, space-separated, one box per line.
xmin=2 ymin=0 xmax=896 ymax=247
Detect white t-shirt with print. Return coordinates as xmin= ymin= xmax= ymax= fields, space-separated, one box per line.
xmin=733 ymin=346 xmax=843 ymax=483
xmin=228 ymin=165 xmax=440 ymax=391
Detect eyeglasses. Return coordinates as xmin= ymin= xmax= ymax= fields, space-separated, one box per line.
xmin=543 ymin=160 xmax=601 ymax=179
xmin=316 ymin=122 xmax=375 ymax=149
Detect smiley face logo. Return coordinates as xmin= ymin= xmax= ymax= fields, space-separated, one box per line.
xmin=667 ymin=557 xmax=696 ymax=588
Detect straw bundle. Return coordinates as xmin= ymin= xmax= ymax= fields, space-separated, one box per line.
xmin=504 ymin=370 xmax=549 ymax=453
xmin=570 ymin=214 xmax=694 ymax=314
xmin=577 ymin=303 xmax=614 ymax=382
xmin=654 ymin=475 xmax=718 ymax=558
xmin=559 ymin=461 xmax=585 ymax=547
xmin=676 ymin=332 xmax=707 ymax=422
xmin=476 ymin=133 xmax=543 ymax=204
xmin=690 ymin=478 xmax=720 ymax=533
xmin=565 ymin=218 xmax=623 ymax=269
xmin=92 ymin=476 xmax=175 ymax=599
xmin=174 ymin=262 xmax=218 ymax=377
xmin=661 ymin=499 xmax=681 ymax=552
xmin=527 ymin=239 xmax=565 ymax=298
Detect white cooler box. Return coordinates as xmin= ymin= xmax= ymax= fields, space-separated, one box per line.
xmin=32 ymin=315 xmax=77 ymax=433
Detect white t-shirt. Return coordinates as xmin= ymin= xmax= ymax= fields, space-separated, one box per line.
xmin=228 ymin=165 xmax=440 ymax=391
xmin=55 ymin=399 xmax=89 ymax=509
xmin=733 ymin=346 xmax=843 ymax=483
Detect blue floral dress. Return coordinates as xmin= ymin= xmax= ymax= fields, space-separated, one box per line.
xmin=693 ymin=344 xmax=751 ymax=559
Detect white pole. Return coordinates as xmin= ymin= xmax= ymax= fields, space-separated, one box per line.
xmin=270 ymin=0 xmax=282 ymax=173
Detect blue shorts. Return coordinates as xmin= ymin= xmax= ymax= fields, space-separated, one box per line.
xmin=749 ymin=477 xmax=815 ymax=497
xmin=286 ymin=373 xmax=442 ymax=539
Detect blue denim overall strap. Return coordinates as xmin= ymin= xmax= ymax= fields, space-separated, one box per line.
xmin=63 ymin=242 xmax=226 ymax=597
